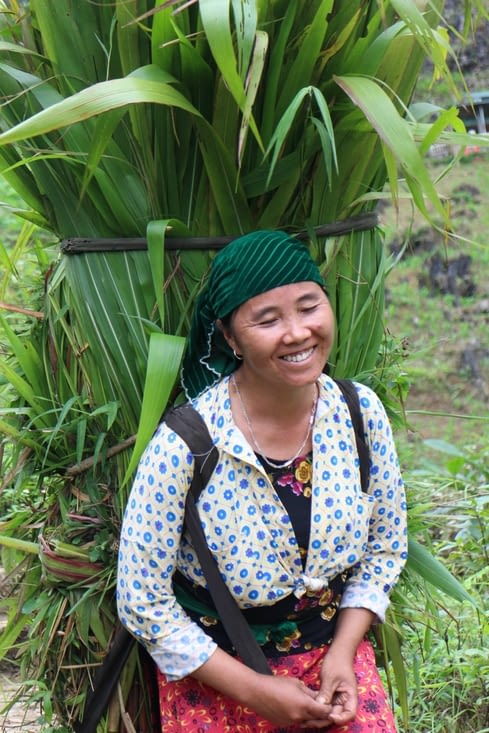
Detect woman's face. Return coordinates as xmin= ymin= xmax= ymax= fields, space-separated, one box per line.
xmin=220 ymin=281 xmax=335 ymax=390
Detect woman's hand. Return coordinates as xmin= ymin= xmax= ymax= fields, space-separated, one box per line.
xmin=192 ymin=607 xmax=375 ymax=729
xmin=301 ymin=607 xmax=376 ymax=728
xmin=192 ymin=648 xmax=333 ymax=728
xmin=305 ymin=651 xmax=358 ymax=727
xmin=241 ymin=672 xmax=334 ymax=728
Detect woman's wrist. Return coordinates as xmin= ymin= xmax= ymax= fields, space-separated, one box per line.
xmin=327 ymin=633 xmax=359 ymax=663
xmin=192 ymin=647 xmax=264 ymax=705
xmin=328 ymin=607 xmax=375 ymax=660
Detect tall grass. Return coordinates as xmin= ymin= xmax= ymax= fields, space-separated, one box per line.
xmin=396 ymin=441 xmax=489 ymax=732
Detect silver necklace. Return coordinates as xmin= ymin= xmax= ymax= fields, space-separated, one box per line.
xmin=231 ymin=374 xmax=318 ymax=469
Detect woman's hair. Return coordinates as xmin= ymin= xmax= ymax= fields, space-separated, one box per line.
xmin=219 ymin=312 xmax=232 ymax=331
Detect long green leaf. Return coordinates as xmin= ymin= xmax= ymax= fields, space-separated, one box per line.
xmin=123 ymin=332 xmax=186 ymax=485
xmin=195 ymin=118 xmax=253 ymax=233
xmin=198 ymin=0 xmax=263 ymax=151
xmin=0 ymin=70 xmax=201 ymax=146
xmin=0 ymin=614 xmax=32 ymax=663
xmin=378 ymin=616 xmax=409 ymax=725
xmin=259 ymin=2 xmax=297 ymax=142
xmin=238 ymin=29 xmax=268 ymax=165
xmin=147 ymin=218 xmax=193 ymax=325
xmin=0 ymin=312 xmax=46 ymax=395
xmin=406 ymin=538 xmax=475 ymax=605
xmin=264 ymin=86 xmax=336 ymax=186
xmin=0 ymin=535 xmax=39 ymax=554
xmin=334 ymin=74 xmax=447 ymax=222
xmin=0 ymin=358 xmax=48 ymax=424
xmin=275 ymin=0 xmax=334 ymax=117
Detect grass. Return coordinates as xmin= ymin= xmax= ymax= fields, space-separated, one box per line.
xmin=378 ymin=150 xmax=489 ymax=731
xmin=394 ymin=442 xmax=489 ymax=732
xmin=0 ymin=192 xmax=53 ymax=313
xmin=380 ymin=149 xmax=489 ymax=473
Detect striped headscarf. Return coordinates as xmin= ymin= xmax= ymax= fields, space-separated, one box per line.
xmin=181 ymin=230 xmax=325 ymax=399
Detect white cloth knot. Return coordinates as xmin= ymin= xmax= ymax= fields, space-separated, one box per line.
xmin=294 ymin=574 xmax=328 ymax=598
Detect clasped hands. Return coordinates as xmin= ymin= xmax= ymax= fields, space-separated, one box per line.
xmin=249 ymin=658 xmax=357 ymax=730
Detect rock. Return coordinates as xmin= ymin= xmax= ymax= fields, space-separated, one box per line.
xmin=418 ymin=252 xmax=477 ymax=298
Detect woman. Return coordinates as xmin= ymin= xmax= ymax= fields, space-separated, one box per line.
xmin=117 ymin=230 xmax=407 ymax=731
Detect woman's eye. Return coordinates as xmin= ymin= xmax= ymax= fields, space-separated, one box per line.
xmin=301 ymin=304 xmax=319 ymax=313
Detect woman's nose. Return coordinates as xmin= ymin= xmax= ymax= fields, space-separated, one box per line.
xmin=282 ymin=317 xmax=310 ymax=343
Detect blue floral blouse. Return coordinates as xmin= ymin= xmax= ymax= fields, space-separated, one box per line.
xmin=116 ymin=375 xmax=407 ymax=681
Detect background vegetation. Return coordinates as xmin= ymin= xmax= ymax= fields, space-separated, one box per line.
xmin=381 ymin=149 xmax=489 ymax=731
xmin=381 ymin=36 xmax=489 ymax=719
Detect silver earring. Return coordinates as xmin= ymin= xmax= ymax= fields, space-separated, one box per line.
xmin=233 ymin=349 xmax=243 ymax=361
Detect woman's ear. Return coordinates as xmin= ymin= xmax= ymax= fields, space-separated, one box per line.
xmin=216 ymin=319 xmax=237 ymax=352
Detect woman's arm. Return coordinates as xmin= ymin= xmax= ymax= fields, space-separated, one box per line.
xmin=192 ymin=646 xmax=335 ymax=728
xmin=340 ymin=384 xmax=408 ymax=621
xmin=116 ymin=423 xmax=218 ymax=679
xmin=326 ymin=607 xmax=375 ymax=661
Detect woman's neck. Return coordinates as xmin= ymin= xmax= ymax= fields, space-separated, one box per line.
xmin=231 ymin=369 xmax=317 ymax=419
xmin=229 ymin=372 xmax=319 ymax=463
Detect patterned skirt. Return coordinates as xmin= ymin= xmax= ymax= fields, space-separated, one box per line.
xmin=157 ymin=638 xmax=397 ymax=732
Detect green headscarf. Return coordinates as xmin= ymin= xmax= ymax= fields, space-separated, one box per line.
xmin=181 ymin=230 xmax=325 ymax=399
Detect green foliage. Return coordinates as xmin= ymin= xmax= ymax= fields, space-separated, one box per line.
xmin=382 ymin=153 xmax=489 ymax=467
xmin=395 ymin=441 xmax=489 ymax=732
xmin=376 ymin=151 xmax=489 ymax=730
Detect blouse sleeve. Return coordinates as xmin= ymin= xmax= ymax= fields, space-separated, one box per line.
xmin=340 ymin=384 xmax=408 ymax=621
xmin=116 ymin=422 xmax=217 ymax=680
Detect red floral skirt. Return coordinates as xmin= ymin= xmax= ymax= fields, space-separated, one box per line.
xmin=157 ymin=639 xmax=397 ymax=732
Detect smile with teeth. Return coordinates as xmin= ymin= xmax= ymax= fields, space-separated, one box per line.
xmin=281 ymin=347 xmax=314 ymax=363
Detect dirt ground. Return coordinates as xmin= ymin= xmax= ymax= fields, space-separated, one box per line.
xmin=0 ymin=570 xmax=40 ymax=732
xmin=0 ymin=672 xmax=40 ymax=732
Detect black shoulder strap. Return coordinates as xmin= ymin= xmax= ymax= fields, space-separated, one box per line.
xmin=73 ymin=625 xmax=140 ymax=733
xmin=165 ymin=404 xmax=272 ymax=675
xmin=334 ymin=378 xmax=370 ymax=493
xmin=164 ymin=403 xmax=219 ymax=501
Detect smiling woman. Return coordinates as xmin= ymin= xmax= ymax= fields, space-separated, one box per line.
xmin=116 ymin=230 xmax=407 ymax=732
xmin=218 ymin=282 xmax=334 ymax=463
xmin=180 ymin=231 xmax=328 ymax=398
